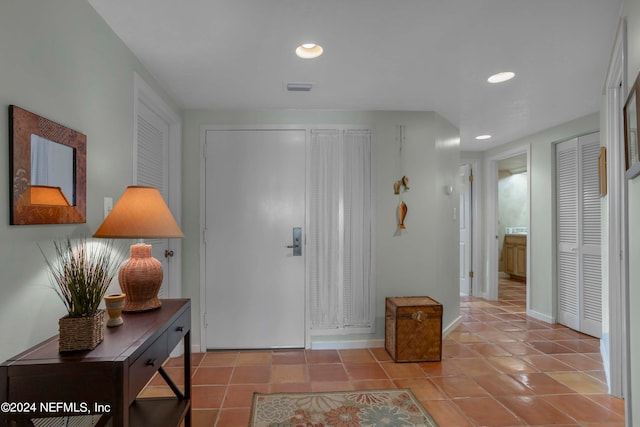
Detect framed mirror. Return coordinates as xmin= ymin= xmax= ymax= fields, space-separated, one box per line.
xmin=625 ymin=72 xmax=640 ymax=179
xmin=9 ymin=105 xmax=86 ymax=224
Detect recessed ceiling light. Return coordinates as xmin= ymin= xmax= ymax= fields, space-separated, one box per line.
xmin=487 ymin=72 xmax=515 ymax=84
xmin=295 ymin=43 xmax=323 ymax=59
xmin=475 ymin=135 xmax=492 ymax=140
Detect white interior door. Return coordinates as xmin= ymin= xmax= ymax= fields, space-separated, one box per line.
xmin=459 ymin=164 xmax=472 ymax=296
xmin=556 ymin=133 xmax=602 ymax=338
xmin=204 ymin=129 xmax=306 ymax=349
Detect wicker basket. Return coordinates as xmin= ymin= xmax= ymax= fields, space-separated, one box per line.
xmin=58 ymin=309 xmax=105 ymax=352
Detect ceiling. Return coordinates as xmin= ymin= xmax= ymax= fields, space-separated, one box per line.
xmin=87 ymin=0 xmax=621 ymax=151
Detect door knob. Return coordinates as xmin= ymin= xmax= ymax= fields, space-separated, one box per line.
xmin=165 ymin=249 xmax=174 ymax=258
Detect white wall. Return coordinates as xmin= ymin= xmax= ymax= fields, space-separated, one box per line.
xmin=182 ymin=110 xmax=460 ymax=347
xmin=0 ymin=0 xmax=181 ymax=362
xmin=481 ymin=114 xmax=599 ymax=318
xmin=623 ymin=0 xmax=640 ymax=421
xmin=371 ymin=112 xmax=460 ymax=340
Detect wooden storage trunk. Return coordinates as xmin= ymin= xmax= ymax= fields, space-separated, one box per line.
xmin=385 ymin=296 xmax=443 ymax=362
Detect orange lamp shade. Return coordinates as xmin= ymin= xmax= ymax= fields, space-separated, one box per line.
xmin=93 ymin=186 xmax=183 ymax=312
xmin=93 ymin=186 xmax=183 ymax=239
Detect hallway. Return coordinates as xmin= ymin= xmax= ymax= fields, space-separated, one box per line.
xmin=146 ymin=278 xmax=624 ymax=426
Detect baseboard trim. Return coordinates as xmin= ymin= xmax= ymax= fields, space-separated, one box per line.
xmin=444 ymin=315 xmax=462 ymax=337
xmin=526 ymin=309 xmax=555 ymax=324
xmin=310 ymin=339 xmax=385 ymax=350
xmin=195 ymin=316 xmax=463 ymax=353
xmin=310 ymin=316 xmax=462 ymax=350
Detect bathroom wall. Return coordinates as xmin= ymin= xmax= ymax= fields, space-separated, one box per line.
xmin=498 ymin=171 xmax=528 ymax=271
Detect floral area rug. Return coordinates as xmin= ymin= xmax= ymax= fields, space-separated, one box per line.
xmin=249 ymin=389 xmax=439 ymax=427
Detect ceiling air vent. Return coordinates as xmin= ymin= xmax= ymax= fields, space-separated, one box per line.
xmin=287 ymin=82 xmax=313 ymax=92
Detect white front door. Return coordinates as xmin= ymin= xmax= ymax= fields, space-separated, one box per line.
xmin=459 ymin=164 xmax=472 ymax=296
xmin=204 ymin=129 xmax=306 ymax=349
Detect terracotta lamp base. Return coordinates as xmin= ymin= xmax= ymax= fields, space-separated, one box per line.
xmin=119 ymin=243 xmax=163 ymax=312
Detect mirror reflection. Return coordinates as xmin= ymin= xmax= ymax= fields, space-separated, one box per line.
xmin=629 ymin=94 xmax=638 ymax=164
xmin=30 ymin=135 xmax=75 ymax=205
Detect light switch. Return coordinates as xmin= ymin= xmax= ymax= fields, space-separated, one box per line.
xmin=104 ymin=197 xmax=113 ymax=219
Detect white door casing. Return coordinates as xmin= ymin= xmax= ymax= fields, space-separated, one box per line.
xmin=203 ymin=129 xmax=306 ymax=349
xmin=603 ymin=16 xmax=629 ymax=400
xmin=459 ymin=164 xmax=472 ymax=296
xmin=484 ymin=146 xmax=531 ymax=307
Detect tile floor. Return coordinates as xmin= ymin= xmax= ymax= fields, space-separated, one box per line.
xmin=144 ymin=278 xmax=626 ymax=426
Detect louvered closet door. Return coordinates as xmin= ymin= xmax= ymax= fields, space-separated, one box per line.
xmin=578 ymin=133 xmax=602 ymax=337
xmin=556 ymin=133 xmax=602 ymax=338
xmin=135 ymin=100 xmax=171 ymax=298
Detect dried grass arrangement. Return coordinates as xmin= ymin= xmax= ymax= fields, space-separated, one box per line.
xmin=40 ymin=238 xmax=125 ymax=351
xmin=40 ymin=238 xmax=125 ymax=318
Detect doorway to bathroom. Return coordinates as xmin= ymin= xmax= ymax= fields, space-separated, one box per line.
xmin=497 ymin=154 xmax=528 ymax=306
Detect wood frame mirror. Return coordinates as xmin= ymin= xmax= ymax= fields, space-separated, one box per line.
xmin=9 ymin=105 xmax=86 ymax=224
xmin=625 ymin=72 xmax=640 ymax=179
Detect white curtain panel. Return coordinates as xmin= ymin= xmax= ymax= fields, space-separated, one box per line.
xmin=309 ymin=129 xmax=342 ymax=329
xmin=309 ymin=129 xmax=373 ymax=331
xmin=342 ymin=130 xmax=373 ymax=328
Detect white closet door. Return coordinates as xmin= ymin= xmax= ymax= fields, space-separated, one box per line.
xmin=578 ymin=133 xmax=602 ymax=337
xmin=556 ymin=132 xmax=602 ymax=337
xmin=135 ymin=100 xmax=170 ymax=298
xmin=557 ymin=139 xmax=579 ymax=330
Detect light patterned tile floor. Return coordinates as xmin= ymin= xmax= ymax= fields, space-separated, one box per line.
xmin=143 ymin=278 xmax=625 ymax=426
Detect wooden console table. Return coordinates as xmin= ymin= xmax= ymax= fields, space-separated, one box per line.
xmin=0 ymin=298 xmax=191 ymax=427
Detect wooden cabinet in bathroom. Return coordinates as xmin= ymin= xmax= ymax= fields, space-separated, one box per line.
xmin=503 ymin=234 xmax=526 ymax=281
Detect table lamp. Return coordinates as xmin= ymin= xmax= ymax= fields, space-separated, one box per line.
xmin=93 ymin=186 xmax=183 ymax=312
